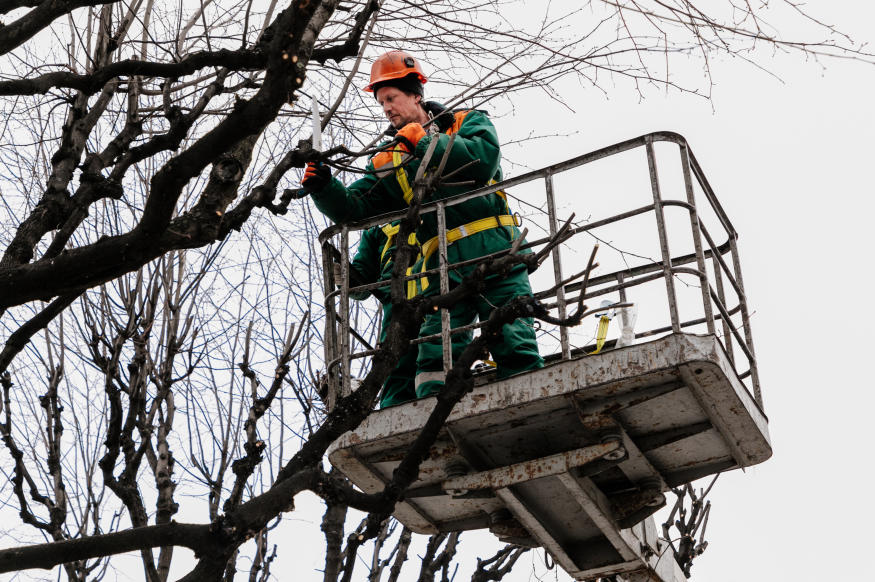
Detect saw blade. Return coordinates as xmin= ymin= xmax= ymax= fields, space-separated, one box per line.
xmin=311 ymin=97 xmax=322 ymax=152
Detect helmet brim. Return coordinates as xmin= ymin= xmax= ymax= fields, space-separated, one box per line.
xmin=364 ymin=71 xmax=428 ymax=93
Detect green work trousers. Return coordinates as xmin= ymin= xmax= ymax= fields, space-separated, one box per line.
xmin=378 ymin=302 xmax=419 ymax=408
xmin=415 ymin=265 xmax=544 ymax=398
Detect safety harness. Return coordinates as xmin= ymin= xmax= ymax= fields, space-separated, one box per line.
xmin=419 ymin=214 xmax=519 ymax=268
xmin=379 ymin=222 xmax=420 ymax=300
xmin=392 ymin=149 xmax=416 ymax=205
xmin=388 ymin=110 xmax=521 ymax=296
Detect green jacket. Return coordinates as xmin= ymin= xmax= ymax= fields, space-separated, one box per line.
xmin=349 ymin=222 xmax=402 ymax=304
xmin=312 ymin=102 xmax=524 ymax=291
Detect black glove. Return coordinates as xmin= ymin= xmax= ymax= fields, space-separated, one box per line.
xmin=302 ymin=161 xmax=331 ymax=193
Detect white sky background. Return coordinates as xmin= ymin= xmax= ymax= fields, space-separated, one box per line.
xmin=3 ymin=2 xmax=873 ymax=581
xmin=482 ymin=3 xmax=875 ymax=582
xmin=274 ymin=3 xmax=875 ymax=581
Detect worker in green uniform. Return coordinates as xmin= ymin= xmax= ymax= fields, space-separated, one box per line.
xmin=303 ymin=50 xmax=543 ymax=399
xmin=346 ymin=221 xmax=429 ymax=407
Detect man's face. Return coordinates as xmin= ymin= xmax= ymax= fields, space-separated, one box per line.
xmin=376 ymin=86 xmax=422 ymax=129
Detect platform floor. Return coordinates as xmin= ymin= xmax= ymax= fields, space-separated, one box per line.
xmin=328 ymin=333 xmax=771 ymax=580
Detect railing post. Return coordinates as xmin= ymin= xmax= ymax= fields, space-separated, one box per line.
xmin=339 ymin=226 xmax=351 ymax=399
xmin=711 ymin=260 xmax=735 ymax=366
xmin=322 ymin=240 xmax=339 ymax=411
xmin=544 ymin=170 xmax=571 ymax=360
xmin=645 ymin=137 xmax=681 ymax=333
xmin=678 ymin=143 xmax=716 ymax=335
xmin=436 ymin=202 xmax=453 ymax=376
xmin=729 ymin=237 xmax=763 ymax=408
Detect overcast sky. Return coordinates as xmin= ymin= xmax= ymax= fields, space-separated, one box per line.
xmin=484 ymin=4 xmax=875 ymax=582
xmin=3 ymin=2 xmax=868 ymax=580
xmin=270 ymin=4 xmax=875 ymax=581
xmin=214 ymin=4 xmax=875 ymax=581
xmin=282 ymin=5 xmax=875 ymax=578
xmin=306 ymin=5 xmax=875 ymax=582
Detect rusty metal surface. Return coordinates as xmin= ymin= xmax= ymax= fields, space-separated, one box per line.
xmin=328 ymin=333 xmax=770 ymax=465
xmin=441 ymin=441 xmax=622 ymax=493
xmin=544 ymin=169 xmax=571 ymax=359
xmin=327 ymin=333 xmax=769 ymax=575
xmin=645 ymin=137 xmax=681 ymax=334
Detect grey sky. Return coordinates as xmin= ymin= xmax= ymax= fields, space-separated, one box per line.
xmin=284 ymin=5 xmax=875 ymax=580
xmin=492 ymin=5 xmax=875 ymax=581
xmin=2 ymin=2 xmax=869 ymax=580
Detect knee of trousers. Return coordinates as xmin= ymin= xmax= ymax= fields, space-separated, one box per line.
xmin=414 ymin=373 xmax=445 ymax=399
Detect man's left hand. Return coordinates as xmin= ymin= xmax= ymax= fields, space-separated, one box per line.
xmin=396 ymin=123 xmax=426 ymax=153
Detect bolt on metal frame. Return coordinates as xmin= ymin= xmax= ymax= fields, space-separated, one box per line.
xmin=318 ymin=131 xmax=763 ymax=412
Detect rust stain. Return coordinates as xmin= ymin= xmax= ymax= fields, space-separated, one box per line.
xmin=428 ymin=443 xmax=458 ymax=460
xmin=676 ymin=454 xmax=725 ymax=468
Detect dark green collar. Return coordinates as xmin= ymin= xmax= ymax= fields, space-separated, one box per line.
xmin=384 ymin=101 xmax=454 ymax=136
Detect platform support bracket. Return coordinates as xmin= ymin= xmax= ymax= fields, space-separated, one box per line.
xmin=441 ymin=440 xmax=623 ymax=495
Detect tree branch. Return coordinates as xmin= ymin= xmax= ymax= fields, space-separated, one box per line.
xmin=0 ymin=522 xmax=211 ymax=572
xmin=0 ymin=49 xmax=265 ymax=96
xmin=0 ymin=292 xmax=80 ymax=375
xmin=0 ymin=0 xmax=121 ymax=56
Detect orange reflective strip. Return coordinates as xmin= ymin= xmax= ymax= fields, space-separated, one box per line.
xmin=448 ymin=110 xmax=469 ymax=135
xmin=372 ymin=150 xmax=394 ymax=169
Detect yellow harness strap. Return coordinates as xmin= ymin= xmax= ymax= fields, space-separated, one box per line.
xmin=387 ymin=111 xmax=516 ymax=296
xmin=420 ymin=214 xmax=519 ymax=264
xmin=416 ymin=214 xmax=519 ymax=293
xmin=589 ymin=315 xmax=611 ymax=355
xmin=379 ymin=223 xmax=421 ymax=299
xmin=380 ymin=223 xmax=400 ymax=262
xmin=393 ymin=151 xmax=415 ymax=204
xmin=491 ymin=181 xmax=511 ymax=213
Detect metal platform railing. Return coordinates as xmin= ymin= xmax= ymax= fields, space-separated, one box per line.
xmin=318 ymin=131 xmax=762 ymax=413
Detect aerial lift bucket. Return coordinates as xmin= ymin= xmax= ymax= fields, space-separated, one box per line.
xmin=320 ymin=133 xmax=772 ymax=581
xmin=327 ymin=333 xmax=769 ymax=580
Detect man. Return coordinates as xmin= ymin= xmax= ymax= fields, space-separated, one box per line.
xmin=303 ymin=50 xmax=543 ymax=399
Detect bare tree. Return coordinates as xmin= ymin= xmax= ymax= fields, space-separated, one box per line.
xmin=0 ymin=1 xmax=869 ymax=581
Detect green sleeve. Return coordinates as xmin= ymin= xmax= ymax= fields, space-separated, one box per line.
xmin=310 ymin=164 xmax=405 ymax=223
xmin=414 ymin=110 xmax=501 ymax=186
xmin=349 ymin=227 xmax=385 ymax=301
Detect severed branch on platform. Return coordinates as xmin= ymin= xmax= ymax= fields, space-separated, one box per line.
xmin=471 ymin=544 xmax=530 ymax=582
xmin=662 ymin=475 xmax=718 ymax=577
xmin=531 ymin=243 xmax=633 ymax=327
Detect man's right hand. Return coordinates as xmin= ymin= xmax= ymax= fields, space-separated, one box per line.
xmin=302 ymin=161 xmax=331 ymax=192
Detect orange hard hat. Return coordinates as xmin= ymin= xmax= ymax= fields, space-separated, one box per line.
xmin=364 ymin=50 xmax=428 ymax=92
